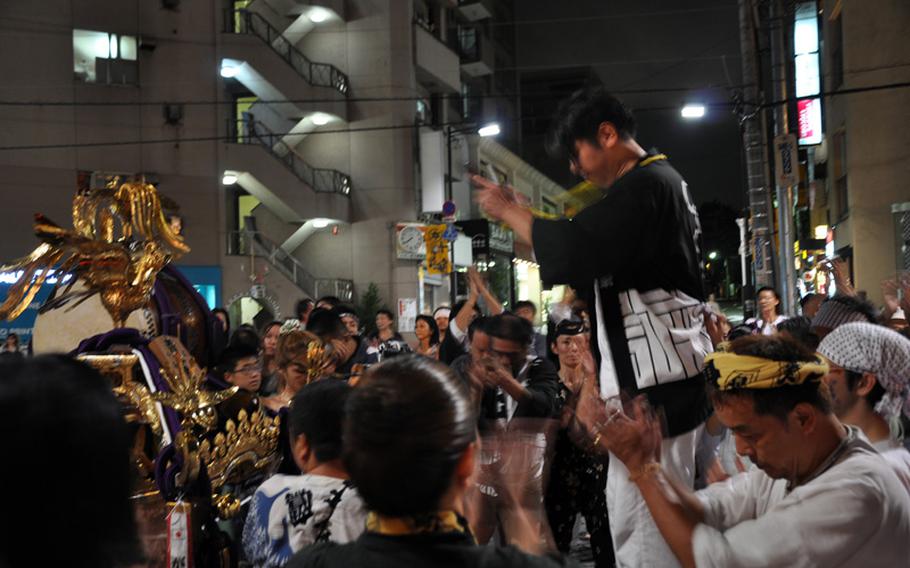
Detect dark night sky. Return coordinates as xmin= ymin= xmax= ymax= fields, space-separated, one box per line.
xmin=514 ymin=0 xmax=745 ymax=208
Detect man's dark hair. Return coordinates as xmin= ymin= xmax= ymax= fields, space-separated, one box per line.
xmin=289 ymin=380 xmax=351 ymax=463
xmin=295 ymin=298 xmax=314 ymax=319
xmin=727 ymin=324 xmax=755 ymax=341
xmin=709 ymin=335 xmax=831 ymax=421
xmin=0 ymin=356 xmax=142 ymax=567
xmin=306 ymin=308 xmax=347 ymax=340
xmin=776 ymin=316 xmax=820 ymax=351
xmin=316 ymin=296 xmax=342 ymax=309
xmin=467 ymin=316 xmax=489 ymax=342
xmin=229 ymin=324 xmax=260 ymax=352
xmin=376 ymin=308 xmax=394 ymax=320
xmin=514 ymin=300 xmax=537 ymax=315
xmin=486 ymin=313 xmax=534 ymax=347
xmin=547 ymin=87 xmax=637 ymax=163
xmin=799 ymin=293 xmax=822 ymax=309
xmin=846 ymin=370 xmax=888 ymax=410
xmin=343 ymin=355 xmax=475 ymax=516
xmin=214 ymin=344 xmax=259 ymax=379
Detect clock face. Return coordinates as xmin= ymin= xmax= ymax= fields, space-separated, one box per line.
xmin=398 ymin=226 xmax=424 ymax=253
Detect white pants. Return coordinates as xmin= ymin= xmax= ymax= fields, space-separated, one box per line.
xmin=606 ymin=427 xmax=699 ymax=568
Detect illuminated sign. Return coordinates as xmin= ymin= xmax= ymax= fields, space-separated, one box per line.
xmin=795 ymin=53 xmax=820 ymax=98
xmin=798 ymin=98 xmax=823 ymax=145
xmin=0 ymin=270 xmax=72 ymax=285
xmin=0 ymin=270 xmax=71 ymax=347
xmin=794 ymin=2 xmax=822 ymax=146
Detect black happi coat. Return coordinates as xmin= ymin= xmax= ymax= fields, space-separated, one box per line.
xmin=533 ymin=155 xmax=711 ymax=436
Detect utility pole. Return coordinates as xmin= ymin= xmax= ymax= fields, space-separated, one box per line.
xmin=737 ymin=0 xmax=775 ymax=318
xmin=769 ymin=0 xmax=797 ymax=315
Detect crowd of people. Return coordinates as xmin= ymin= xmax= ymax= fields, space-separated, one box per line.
xmin=2 ymin=87 xmax=910 ymax=568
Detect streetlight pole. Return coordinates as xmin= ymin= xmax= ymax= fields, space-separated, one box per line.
xmin=443 ymin=122 xmax=500 ymax=306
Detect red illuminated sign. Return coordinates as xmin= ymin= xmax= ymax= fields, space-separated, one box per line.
xmin=797 ymin=98 xmax=822 ymax=145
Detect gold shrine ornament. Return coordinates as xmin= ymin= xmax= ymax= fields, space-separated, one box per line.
xmin=0 ymin=178 xmax=189 ymax=328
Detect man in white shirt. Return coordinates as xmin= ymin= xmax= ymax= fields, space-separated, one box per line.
xmin=244 ymin=380 xmax=366 ymax=567
xmin=819 ymin=322 xmax=910 ymax=493
xmin=579 ymin=334 xmax=910 ymax=567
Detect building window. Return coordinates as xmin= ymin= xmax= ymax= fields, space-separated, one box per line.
xmin=457 ymin=26 xmax=479 ymax=60
xmin=832 ymin=130 xmax=848 ymax=219
xmin=73 ymin=29 xmax=138 ymax=85
xmin=416 ymin=99 xmax=431 ymax=125
xmin=830 ymin=13 xmax=844 ymax=89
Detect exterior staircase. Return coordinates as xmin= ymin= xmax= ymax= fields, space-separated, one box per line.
xmin=229 ymin=116 xmax=351 ymax=195
xmin=227 ymin=228 xmax=353 ymax=302
xmin=228 ymin=9 xmax=349 ymax=95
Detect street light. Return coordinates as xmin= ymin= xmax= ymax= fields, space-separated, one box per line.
xmin=311 ymin=218 xmax=331 ymax=229
xmin=681 ymin=104 xmax=706 ymax=119
xmin=708 ymin=251 xmax=719 ymax=260
xmin=311 ymin=113 xmax=331 ymax=126
xmin=478 ymin=123 xmax=501 ymax=137
xmin=308 ymin=7 xmax=329 ymax=23
xmin=222 ymin=172 xmax=238 ymax=185
xmin=220 ymin=63 xmax=239 ymax=78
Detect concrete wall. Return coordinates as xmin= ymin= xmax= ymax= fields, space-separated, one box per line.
xmin=294 ymin=226 xmax=354 ymax=281
xmin=822 ymin=0 xmax=910 ymax=303
xmin=0 ymin=0 xmax=428 ymax=315
xmin=0 ymin=0 xmax=222 ymax=266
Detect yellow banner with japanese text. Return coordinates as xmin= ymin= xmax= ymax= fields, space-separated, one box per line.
xmin=425 ymin=224 xmax=451 ymax=275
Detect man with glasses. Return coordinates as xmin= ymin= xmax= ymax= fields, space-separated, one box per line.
xmin=216 ymin=344 xmax=263 ymax=393
xmin=211 ymin=344 xmax=265 ymax=437
xmin=470 ymin=313 xmax=560 ymax=544
xmin=477 ymin=313 xmax=560 ymax=427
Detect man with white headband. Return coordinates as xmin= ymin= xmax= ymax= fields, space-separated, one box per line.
xmin=819 ymin=322 xmax=910 ymax=493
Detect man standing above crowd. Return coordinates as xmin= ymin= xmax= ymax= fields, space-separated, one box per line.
xmin=819 ymin=322 xmax=910 ymax=492
xmin=579 ymin=334 xmax=910 ymax=567
xmin=475 ymin=87 xmax=711 ymax=566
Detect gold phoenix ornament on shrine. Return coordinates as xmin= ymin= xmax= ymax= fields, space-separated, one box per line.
xmin=151 ymin=336 xmax=281 ymax=518
xmin=150 ymin=337 xmax=238 ymax=488
xmin=0 ymin=179 xmax=189 ymax=327
xmin=199 ymin=408 xmax=281 ymax=518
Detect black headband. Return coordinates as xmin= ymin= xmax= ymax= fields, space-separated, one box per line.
xmin=554 ymin=319 xmax=586 ymax=338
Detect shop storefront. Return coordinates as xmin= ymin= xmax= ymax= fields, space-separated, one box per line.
xmin=457 ymin=219 xmax=515 ymax=309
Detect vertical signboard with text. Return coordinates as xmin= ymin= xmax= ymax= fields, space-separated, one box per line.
xmin=795 ymin=2 xmax=822 ymax=145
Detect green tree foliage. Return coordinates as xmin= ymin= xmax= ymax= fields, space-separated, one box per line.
xmin=355 ymin=282 xmax=386 ymax=336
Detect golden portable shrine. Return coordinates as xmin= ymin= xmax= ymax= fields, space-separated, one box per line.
xmin=0 ymin=179 xmax=282 ymax=567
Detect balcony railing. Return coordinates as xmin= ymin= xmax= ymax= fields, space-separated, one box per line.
xmin=228 ymin=117 xmax=352 ymax=196
xmin=226 ymin=9 xmax=349 ymax=96
xmin=227 ymin=229 xmax=354 ymax=302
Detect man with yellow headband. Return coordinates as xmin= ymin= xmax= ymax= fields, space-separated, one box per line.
xmin=579 ymin=335 xmax=910 ymax=567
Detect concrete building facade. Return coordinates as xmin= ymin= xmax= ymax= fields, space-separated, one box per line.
xmin=0 ymin=0 xmax=563 ymax=333
xmin=815 ymin=0 xmax=910 ymax=303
